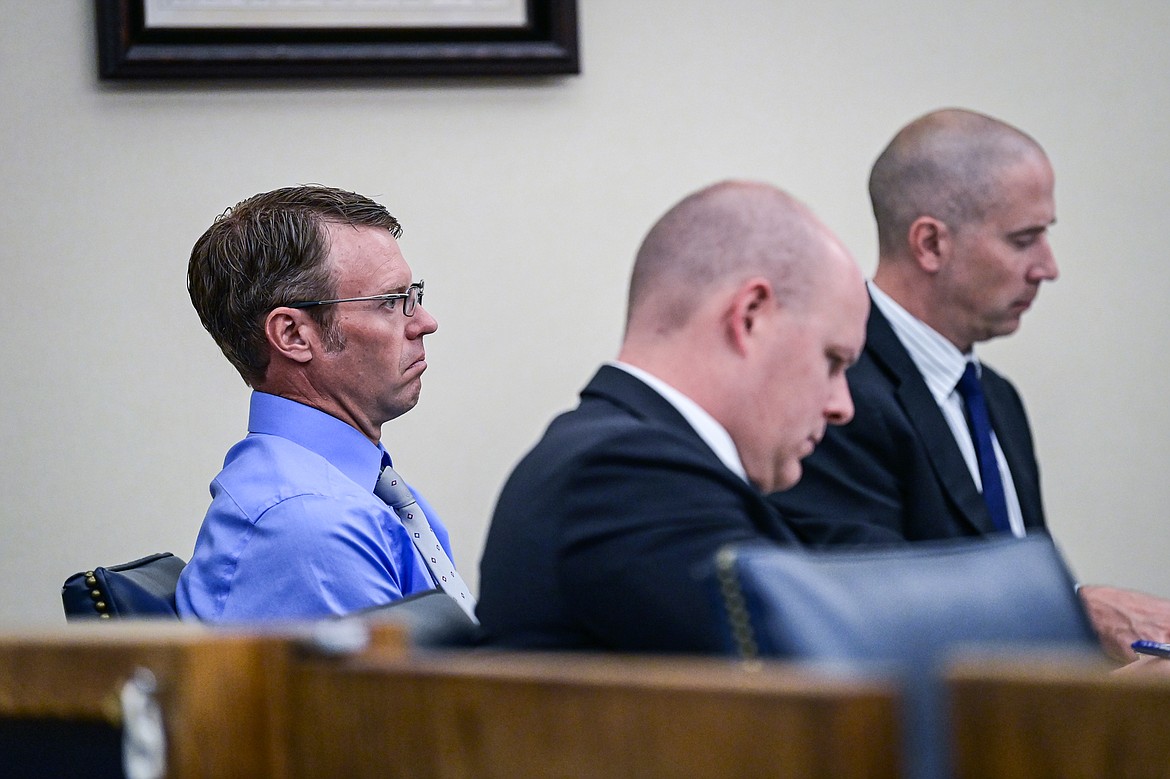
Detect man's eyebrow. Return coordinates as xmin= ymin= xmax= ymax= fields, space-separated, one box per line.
xmin=828 ymin=346 xmax=860 ymax=367
xmin=1007 ymin=223 xmax=1051 ymax=238
xmin=377 ymin=281 xmax=412 ymax=295
xmin=1014 ymin=216 xmax=1056 ymax=232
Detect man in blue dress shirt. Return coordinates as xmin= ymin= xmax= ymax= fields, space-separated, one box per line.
xmin=177 ymin=185 xmax=455 ymax=621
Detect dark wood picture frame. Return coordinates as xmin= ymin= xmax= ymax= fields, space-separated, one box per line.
xmin=96 ymin=0 xmax=579 ymax=79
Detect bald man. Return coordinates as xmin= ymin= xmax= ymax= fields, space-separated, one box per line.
xmin=477 ymin=181 xmax=869 ymax=652
xmin=769 ymin=108 xmax=1170 ymax=662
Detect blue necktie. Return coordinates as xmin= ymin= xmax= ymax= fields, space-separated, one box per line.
xmin=956 ymin=362 xmax=1012 ymax=533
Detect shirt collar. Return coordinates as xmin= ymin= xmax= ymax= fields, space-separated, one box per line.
xmin=247 ymin=391 xmax=387 ymax=491
xmin=608 ymin=361 xmax=749 ymax=483
xmin=868 ymin=281 xmax=981 ymax=401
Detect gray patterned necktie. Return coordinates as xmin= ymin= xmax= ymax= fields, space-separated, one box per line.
xmin=374 ymin=465 xmax=479 ymax=623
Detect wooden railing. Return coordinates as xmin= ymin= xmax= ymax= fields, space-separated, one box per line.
xmin=17 ymin=624 xmax=1167 ymax=778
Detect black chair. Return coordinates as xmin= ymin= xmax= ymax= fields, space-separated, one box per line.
xmin=712 ymin=534 xmax=1097 ymax=664
xmin=61 ymin=552 xmax=479 ymax=648
xmin=61 ymin=552 xmax=186 ymax=620
xmin=352 ymin=589 xmax=483 ymax=648
xmin=711 ymin=534 xmax=1101 ymax=779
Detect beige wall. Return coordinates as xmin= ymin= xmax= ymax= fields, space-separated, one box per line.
xmin=3 ymin=1 xmax=1169 ymax=624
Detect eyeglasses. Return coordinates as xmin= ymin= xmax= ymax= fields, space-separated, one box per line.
xmin=286 ymin=280 xmax=425 ymax=316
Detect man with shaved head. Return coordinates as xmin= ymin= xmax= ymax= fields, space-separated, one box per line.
xmin=478 ymin=181 xmax=869 ymax=651
xmin=769 ymin=109 xmax=1170 ymax=661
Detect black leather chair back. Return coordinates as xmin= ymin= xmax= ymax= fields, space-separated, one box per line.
xmin=354 ymin=589 xmax=483 ymax=647
xmin=713 ymin=534 xmax=1097 ymax=664
xmin=62 ymin=552 xmax=186 ymax=620
xmin=711 ymin=534 xmax=1100 ymax=779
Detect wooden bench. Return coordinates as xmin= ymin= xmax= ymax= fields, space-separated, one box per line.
xmin=1 ymin=624 xmax=903 ymax=777
xmin=948 ymin=653 xmax=1170 ymax=778
xmin=286 ymin=650 xmax=902 ymax=778
xmin=0 ymin=621 xmax=406 ymax=778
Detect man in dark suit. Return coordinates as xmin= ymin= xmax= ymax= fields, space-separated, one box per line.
xmin=769 ymin=108 xmax=1170 ymax=661
xmin=767 ymin=269 xmax=1047 ymax=542
xmin=477 ymin=180 xmax=869 ymax=652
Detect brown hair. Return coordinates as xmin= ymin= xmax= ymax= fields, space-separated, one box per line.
xmin=188 ymin=185 xmax=401 ymax=385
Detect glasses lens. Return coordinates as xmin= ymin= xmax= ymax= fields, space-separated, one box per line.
xmin=404 ymin=282 xmax=423 ymax=316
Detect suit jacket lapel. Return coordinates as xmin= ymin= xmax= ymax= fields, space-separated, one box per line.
xmin=865 ymin=306 xmax=999 ymax=535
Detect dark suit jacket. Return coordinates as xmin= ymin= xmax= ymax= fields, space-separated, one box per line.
xmin=477 ymin=365 xmax=799 ymax=653
xmin=769 ymin=303 xmax=1047 ymax=545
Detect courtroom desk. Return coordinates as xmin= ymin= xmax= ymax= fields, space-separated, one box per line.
xmin=0 ymin=621 xmax=408 ymax=778
xmin=948 ymin=654 xmax=1170 ymax=778
xmin=286 ymin=650 xmax=901 ymax=778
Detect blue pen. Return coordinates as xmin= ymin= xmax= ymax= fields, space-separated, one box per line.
xmin=1131 ymin=640 xmax=1170 ymax=659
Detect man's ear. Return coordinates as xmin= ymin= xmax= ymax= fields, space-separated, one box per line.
xmin=264 ymin=307 xmax=315 ymax=365
xmin=907 ymin=216 xmax=951 ymax=274
xmin=726 ymin=277 xmax=773 ymax=355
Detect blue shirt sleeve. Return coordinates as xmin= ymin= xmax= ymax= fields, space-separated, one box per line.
xmin=177 ymin=415 xmax=458 ymax=622
xmin=178 ymin=488 xmax=457 ymax=622
xmin=216 ymin=493 xmax=411 ymax=621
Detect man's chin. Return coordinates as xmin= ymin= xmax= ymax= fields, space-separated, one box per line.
xmin=985 ymin=316 xmax=1023 ymax=342
xmin=381 ymin=391 xmax=422 ymax=423
xmin=765 ymin=462 xmax=804 ymax=495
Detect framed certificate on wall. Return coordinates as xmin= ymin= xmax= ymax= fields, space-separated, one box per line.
xmin=96 ymin=0 xmax=579 ymax=78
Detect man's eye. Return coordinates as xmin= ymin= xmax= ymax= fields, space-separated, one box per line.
xmin=1010 ymin=231 xmax=1044 ymax=249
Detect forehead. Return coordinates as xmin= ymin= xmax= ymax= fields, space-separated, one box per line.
xmin=323 ymin=221 xmax=411 ymax=293
xmin=807 ymin=242 xmax=868 ymax=350
xmin=983 ymin=154 xmax=1056 ymax=227
xmin=822 ymin=275 xmax=869 ymax=350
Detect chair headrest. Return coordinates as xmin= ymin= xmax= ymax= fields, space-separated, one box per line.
xmin=713 ymin=535 xmax=1099 ymax=666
